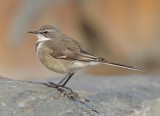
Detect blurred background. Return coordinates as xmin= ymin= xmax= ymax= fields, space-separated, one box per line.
xmin=0 ymin=0 xmax=159 ymax=80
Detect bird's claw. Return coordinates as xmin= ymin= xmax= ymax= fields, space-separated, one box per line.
xmin=42 ymin=82 xmax=73 ymax=93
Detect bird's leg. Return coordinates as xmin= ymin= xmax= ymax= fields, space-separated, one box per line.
xmin=43 ymin=73 xmax=74 ymax=90
xmin=57 ymin=73 xmax=73 ymax=85
xmin=57 ymin=73 xmax=75 ymax=92
xmin=60 ymin=73 xmax=74 ymax=87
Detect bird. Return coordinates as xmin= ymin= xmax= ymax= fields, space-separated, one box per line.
xmin=28 ymin=25 xmax=144 ymax=88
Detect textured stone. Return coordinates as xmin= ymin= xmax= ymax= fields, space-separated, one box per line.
xmin=0 ymin=74 xmax=160 ymax=116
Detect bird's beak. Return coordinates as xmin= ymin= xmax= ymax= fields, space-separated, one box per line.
xmin=28 ymin=31 xmax=39 ymax=34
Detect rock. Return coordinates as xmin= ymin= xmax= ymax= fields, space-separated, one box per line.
xmin=0 ymin=74 xmax=160 ymax=116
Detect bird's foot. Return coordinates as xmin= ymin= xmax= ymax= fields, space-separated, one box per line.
xmin=42 ymin=82 xmax=73 ymax=93
xmin=42 ymin=82 xmax=58 ymax=88
xmin=42 ymin=82 xmax=81 ymax=100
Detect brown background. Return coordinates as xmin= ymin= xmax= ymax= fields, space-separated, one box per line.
xmin=0 ymin=0 xmax=159 ymax=80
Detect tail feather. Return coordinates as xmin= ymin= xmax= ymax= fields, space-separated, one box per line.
xmin=98 ymin=58 xmax=145 ymax=72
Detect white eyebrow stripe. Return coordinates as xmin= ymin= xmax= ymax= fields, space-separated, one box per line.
xmin=40 ymin=29 xmax=53 ymax=32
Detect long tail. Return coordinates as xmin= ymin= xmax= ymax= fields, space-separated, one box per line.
xmin=98 ymin=58 xmax=145 ymax=72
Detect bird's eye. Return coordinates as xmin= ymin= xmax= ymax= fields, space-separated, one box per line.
xmin=44 ymin=31 xmax=48 ymax=34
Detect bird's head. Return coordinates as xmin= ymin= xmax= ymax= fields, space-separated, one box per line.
xmin=28 ymin=25 xmax=61 ymax=42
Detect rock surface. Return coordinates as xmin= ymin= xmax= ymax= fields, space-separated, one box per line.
xmin=0 ymin=74 xmax=160 ymax=116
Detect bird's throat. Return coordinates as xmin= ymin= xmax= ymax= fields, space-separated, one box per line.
xmin=36 ymin=34 xmax=51 ymax=43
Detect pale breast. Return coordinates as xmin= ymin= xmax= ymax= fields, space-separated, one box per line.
xmin=36 ymin=41 xmax=100 ymax=74
xmin=36 ymin=42 xmax=78 ymax=73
